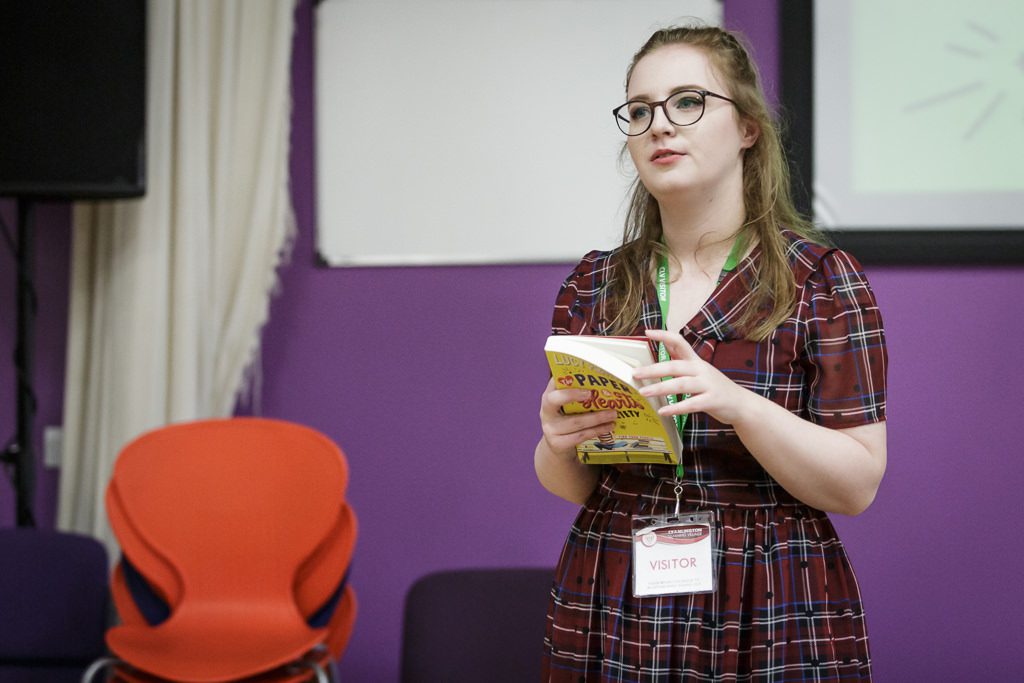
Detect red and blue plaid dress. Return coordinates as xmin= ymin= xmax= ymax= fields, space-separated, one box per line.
xmin=542 ymin=232 xmax=887 ymax=682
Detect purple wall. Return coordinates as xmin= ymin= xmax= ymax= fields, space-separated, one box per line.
xmin=0 ymin=200 xmax=69 ymax=531
xmin=3 ymin=1 xmax=1023 ymax=680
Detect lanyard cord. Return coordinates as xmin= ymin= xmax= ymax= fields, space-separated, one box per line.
xmin=655 ymin=235 xmax=745 ymax=480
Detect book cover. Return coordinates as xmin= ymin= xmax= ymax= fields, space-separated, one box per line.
xmin=544 ymin=335 xmax=681 ymax=465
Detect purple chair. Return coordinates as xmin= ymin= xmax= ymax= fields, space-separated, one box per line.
xmin=400 ymin=568 xmax=553 ymax=683
xmin=0 ymin=528 xmax=109 ymax=683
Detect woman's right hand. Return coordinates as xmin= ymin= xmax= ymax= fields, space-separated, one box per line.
xmin=538 ymin=377 xmax=618 ymax=458
xmin=535 ymin=378 xmax=612 ymax=504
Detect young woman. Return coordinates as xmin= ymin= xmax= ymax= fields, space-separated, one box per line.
xmin=535 ymin=25 xmax=887 ymax=681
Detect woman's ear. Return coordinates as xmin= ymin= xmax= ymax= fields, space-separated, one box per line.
xmin=740 ymin=117 xmax=760 ymax=150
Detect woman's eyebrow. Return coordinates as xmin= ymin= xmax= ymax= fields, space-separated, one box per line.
xmin=627 ymin=84 xmax=705 ymax=101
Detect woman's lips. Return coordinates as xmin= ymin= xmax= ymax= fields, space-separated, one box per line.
xmin=650 ymin=149 xmax=684 ymax=164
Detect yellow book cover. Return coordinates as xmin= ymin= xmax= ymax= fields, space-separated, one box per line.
xmin=544 ymin=335 xmax=681 ymax=465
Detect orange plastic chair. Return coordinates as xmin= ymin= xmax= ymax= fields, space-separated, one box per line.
xmin=102 ymin=418 xmax=351 ymax=682
xmin=109 ymin=482 xmax=358 ymax=665
xmin=109 ymin=564 xmax=330 ymax=683
xmin=105 ymin=654 xmax=329 ymax=683
xmin=322 ymin=584 xmax=357 ymax=660
xmin=107 ymin=482 xmax=180 ymax=606
xmin=102 ymin=552 xmax=345 ymax=683
xmin=111 ymin=564 xmax=356 ymax=673
xmin=110 ymin=562 xmax=150 ymax=629
xmin=294 ymin=504 xmax=358 ymax=619
xmin=108 ymin=481 xmax=357 ymax=621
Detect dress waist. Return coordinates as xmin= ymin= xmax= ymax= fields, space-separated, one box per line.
xmin=598 ymin=467 xmax=808 ymax=511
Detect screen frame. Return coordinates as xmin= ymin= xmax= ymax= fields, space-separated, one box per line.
xmin=778 ymin=0 xmax=1024 ymax=264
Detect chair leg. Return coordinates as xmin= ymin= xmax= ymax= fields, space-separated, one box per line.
xmin=297 ymin=643 xmax=335 ymax=683
xmin=82 ymin=652 xmax=332 ymax=682
xmin=291 ymin=659 xmax=331 ymax=683
xmin=81 ymin=656 xmax=121 ymax=683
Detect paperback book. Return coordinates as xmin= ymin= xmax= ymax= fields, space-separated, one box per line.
xmin=544 ymin=335 xmax=681 ymax=465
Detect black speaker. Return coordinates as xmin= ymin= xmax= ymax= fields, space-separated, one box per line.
xmin=0 ymin=0 xmax=146 ymax=199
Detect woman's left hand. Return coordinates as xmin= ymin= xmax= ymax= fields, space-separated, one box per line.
xmin=633 ymin=328 xmax=754 ymax=426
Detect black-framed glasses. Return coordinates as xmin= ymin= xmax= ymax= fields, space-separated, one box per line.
xmin=612 ymin=89 xmax=737 ymax=136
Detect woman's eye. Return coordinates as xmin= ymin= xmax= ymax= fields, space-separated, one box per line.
xmin=674 ymin=96 xmax=703 ymax=110
xmin=628 ymin=104 xmax=651 ymax=121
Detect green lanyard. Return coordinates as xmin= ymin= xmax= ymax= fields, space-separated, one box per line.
xmin=655 ymin=235 xmax=745 ymax=479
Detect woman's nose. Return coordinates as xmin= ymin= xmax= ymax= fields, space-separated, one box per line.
xmin=649 ymin=103 xmax=675 ymax=135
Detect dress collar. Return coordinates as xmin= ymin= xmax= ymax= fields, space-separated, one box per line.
xmin=636 ymin=230 xmax=831 ymax=343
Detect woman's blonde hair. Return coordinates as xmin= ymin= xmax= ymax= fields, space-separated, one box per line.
xmin=605 ymin=25 xmax=828 ymax=340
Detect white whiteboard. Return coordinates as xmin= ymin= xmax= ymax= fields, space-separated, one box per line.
xmin=314 ymin=0 xmax=721 ymax=266
xmin=814 ymin=0 xmax=1024 ymax=229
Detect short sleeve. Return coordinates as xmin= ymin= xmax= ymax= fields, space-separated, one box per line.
xmin=801 ymin=249 xmax=887 ymax=428
xmin=551 ymin=250 xmax=608 ymax=336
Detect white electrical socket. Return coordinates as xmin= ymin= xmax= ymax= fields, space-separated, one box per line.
xmin=44 ymin=425 xmax=63 ymax=468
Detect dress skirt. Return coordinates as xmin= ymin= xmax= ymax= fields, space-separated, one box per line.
xmin=542 ymin=468 xmax=872 ymax=682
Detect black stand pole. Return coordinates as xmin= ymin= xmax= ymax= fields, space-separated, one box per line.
xmin=13 ymin=197 xmax=36 ymax=527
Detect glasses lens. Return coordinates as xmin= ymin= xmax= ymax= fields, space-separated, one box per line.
xmin=615 ymin=102 xmax=651 ymax=135
xmin=665 ymin=91 xmax=705 ymax=127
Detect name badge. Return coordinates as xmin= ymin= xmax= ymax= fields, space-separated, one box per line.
xmin=631 ymin=512 xmax=716 ymax=597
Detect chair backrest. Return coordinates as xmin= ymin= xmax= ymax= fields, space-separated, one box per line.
xmin=109 ymin=483 xmax=356 ymax=620
xmin=107 ymin=482 xmax=180 ymax=607
xmin=0 ymin=528 xmax=109 ymax=681
xmin=400 ymin=567 xmax=553 ymax=683
xmin=105 ymin=417 xmax=348 ymax=681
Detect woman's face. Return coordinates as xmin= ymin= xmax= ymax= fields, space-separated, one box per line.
xmin=624 ymin=44 xmax=757 ymax=203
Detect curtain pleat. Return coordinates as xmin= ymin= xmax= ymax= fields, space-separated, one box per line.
xmin=57 ymin=0 xmax=297 ymax=554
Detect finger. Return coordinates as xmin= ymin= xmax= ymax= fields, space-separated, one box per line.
xmin=541 ymin=393 xmax=617 ymax=427
xmin=548 ymin=409 xmax=618 ymax=435
xmin=548 ymin=426 xmax=617 ymax=453
xmin=638 ymin=376 xmax=695 ymax=399
xmin=545 ymin=416 xmax=618 ymax=451
xmin=632 ymin=359 xmax=697 ymax=381
xmin=542 ymin=387 xmax=597 ymax=415
xmin=644 ymin=328 xmax=699 ymax=360
xmin=657 ymin=395 xmax=701 ymax=416
xmin=574 ymin=420 xmax=618 ymax=443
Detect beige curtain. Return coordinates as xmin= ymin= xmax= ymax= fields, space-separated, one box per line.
xmin=57 ymin=0 xmax=297 ymax=553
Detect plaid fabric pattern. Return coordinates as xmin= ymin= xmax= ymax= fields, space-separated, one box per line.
xmin=542 ymin=233 xmax=887 ymax=682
